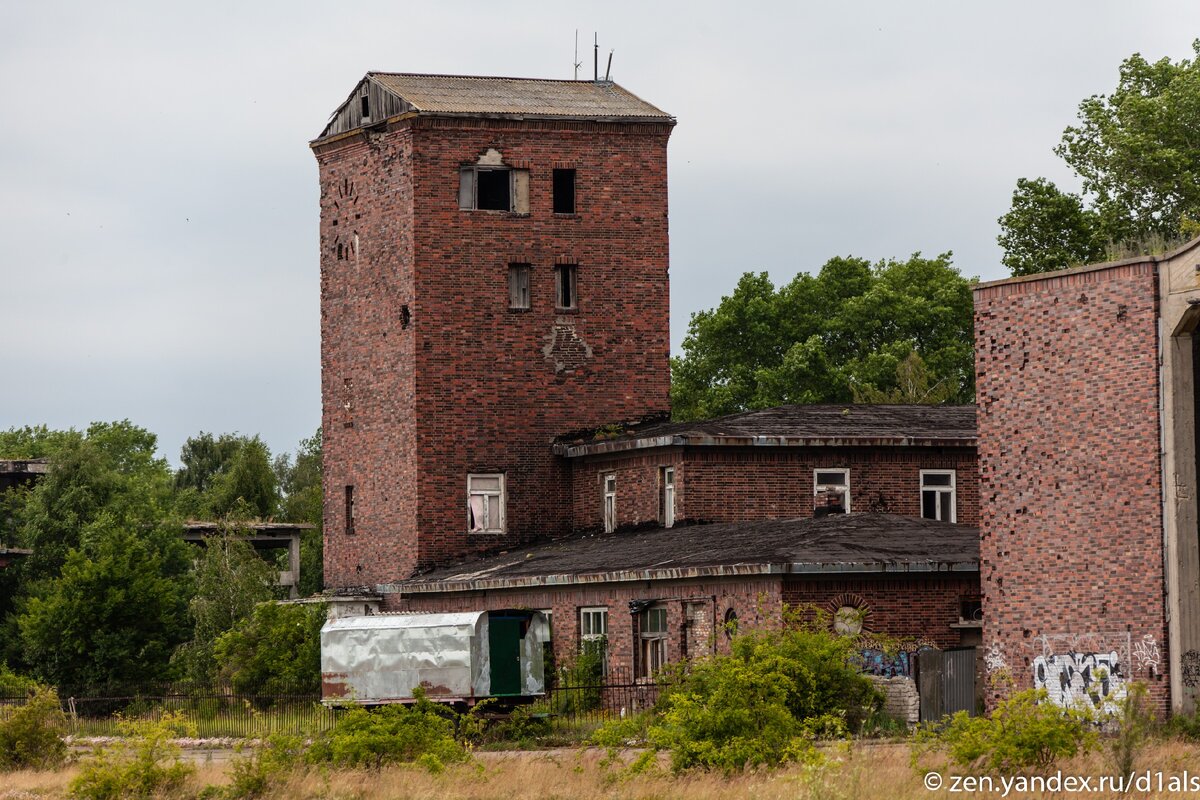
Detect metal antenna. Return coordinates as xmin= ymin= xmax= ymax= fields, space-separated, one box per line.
xmin=574 ymin=30 xmax=581 ymax=80
xmin=605 ymin=49 xmax=613 ymax=82
xmin=594 ymin=33 xmax=598 ymax=82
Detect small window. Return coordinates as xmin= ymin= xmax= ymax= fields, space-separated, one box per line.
xmin=660 ymin=466 xmax=675 ymax=528
xmin=603 ymin=474 xmax=616 ymax=533
xmin=580 ymin=607 xmax=609 ymax=676
xmin=508 ymin=264 xmax=531 ymax=309
xmin=723 ymin=607 xmax=738 ymax=640
xmin=638 ymin=606 xmax=668 ymax=678
xmin=458 ymin=167 xmax=529 ymax=213
xmin=814 ymin=469 xmax=850 ymax=514
xmin=344 ymin=485 xmax=355 ymax=536
xmin=360 ymin=94 xmax=370 ymax=120
xmin=468 ymin=473 xmax=505 ymax=533
xmin=555 ymin=264 xmax=578 ymax=309
xmin=920 ymin=470 xmax=956 ymax=523
xmin=553 ymin=168 xmax=576 ymax=214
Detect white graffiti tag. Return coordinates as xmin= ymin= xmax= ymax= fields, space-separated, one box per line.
xmin=1032 ymin=651 xmax=1126 ymax=714
xmin=984 ymin=642 xmax=1007 ymax=673
xmin=1133 ymin=634 xmax=1160 ymax=675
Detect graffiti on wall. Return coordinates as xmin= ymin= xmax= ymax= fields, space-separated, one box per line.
xmin=1133 ymin=634 xmax=1160 ymax=677
xmin=984 ymin=641 xmax=1008 ymax=673
xmin=1182 ymin=650 xmax=1200 ymax=688
xmin=860 ymin=646 xmax=937 ymax=678
xmin=1029 ymin=632 xmax=1131 ymax=715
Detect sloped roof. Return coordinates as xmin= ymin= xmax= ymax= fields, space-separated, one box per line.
xmin=386 ymin=513 xmax=979 ymax=594
xmin=556 ymin=404 xmax=977 ymax=457
xmin=370 ymin=73 xmax=671 ymax=118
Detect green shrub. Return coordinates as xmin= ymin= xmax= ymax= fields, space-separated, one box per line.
xmin=916 ymin=689 xmax=1096 ymax=774
xmin=1109 ymin=682 xmax=1154 ymax=778
xmin=0 ymin=663 xmax=38 ymax=697
xmin=595 ymin=615 xmax=877 ymax=773
xmin=553 ymin=642 xmax=606 ymax=714
xmin=0 ymin=685 xmax=68 ymax=770
xmin=306 ymin=691 xmax=467 ymax=771
xmin=69 ymin=711 xmax=196 ymax=800
xmin=223 ymin=733 xmax=306 ymax=799
xmin=213 ymin=602 xmax=325 ymax=695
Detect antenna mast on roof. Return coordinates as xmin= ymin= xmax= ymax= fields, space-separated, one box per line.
xmin=605 ymin=49 xmax=613 ymax=82
xmin=574 ymin=30 xmax=581 ymax=80
xmin=594 ymin=33 xmax=598 ymax=82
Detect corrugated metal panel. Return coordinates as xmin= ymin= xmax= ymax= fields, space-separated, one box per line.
xmin=942 ymin=648 xmax=978 ymax=716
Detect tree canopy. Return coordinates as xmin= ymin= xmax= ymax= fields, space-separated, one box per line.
xmin=669 ymin=253 xmax=975 ymax=420
xmin=999 ymin=41 xmax=1200 ymax=275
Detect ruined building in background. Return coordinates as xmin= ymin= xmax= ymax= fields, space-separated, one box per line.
xmin=975 ymin=237 xmax=1200 ymax=715
xmin=312 ymin=74 xmax=984 ymax=691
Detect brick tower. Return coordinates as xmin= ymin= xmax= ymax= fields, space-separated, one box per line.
xmin=312 ymin=73 xmax=675 ymax=591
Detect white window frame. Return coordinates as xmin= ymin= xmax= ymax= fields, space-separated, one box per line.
xmin=660 ymin=466 xmax=676 ymax=528
xmin=638 ymin=605 xmax=668 ymax=679
xmin=814 ymin=468 xmax=851 ymax=512
xmin=467 ymin=473 xmax=506 ymax=533
xmin=579 ymin=606 xmax=609 ymax=676
xmin=603 ymin=474 xmax=616 ymax=533
xmin=920 ymin=469 xmax=957 ymax=523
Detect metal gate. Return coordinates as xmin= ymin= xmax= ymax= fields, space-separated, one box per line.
xmin=917 ymin=647 xmax=978 ymax=721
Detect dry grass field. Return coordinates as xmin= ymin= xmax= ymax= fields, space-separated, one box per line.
xmin=6 ymin=740 xmax=1200 ymax=800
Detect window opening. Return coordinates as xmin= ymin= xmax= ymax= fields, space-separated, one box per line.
xmin=468 ymin=474 xmax=505 ymax=533
xmin=603 ymin=474 xmax=616 ymax=533
xmin=920 ymin=470 xmax=957 ymax=522
xmin=814 ymin=469 xmax=850 ymax=514
xmin=508 ymin=264 xmax=531 ymax=309
xmin=660 ymin=466 xmax=675 ymax=527
xmin=553 ymin=168 xmax=576 ymax=214
xmin=556 ymin=264 xmax=578 ymax=309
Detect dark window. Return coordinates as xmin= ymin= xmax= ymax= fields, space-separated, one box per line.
xmin=345 ymin=485 xmax=355 ymax=535
xmin=476 ymin=169 xmax=511 ymax=211
xmin=555 ymin=264 xmax=577 ymax=309
xmin=553 ymin=168 xmax=576 ymax=214
xmin=360 ymin=95 xmax=370 ymax=120
xmin=508 ymin=264 xmax=531 ymax=309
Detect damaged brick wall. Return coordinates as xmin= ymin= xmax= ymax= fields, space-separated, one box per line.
xmin=315 ymin=114 xmax=672 ymax=585
xmin=974 ymin=262 xmax=1169 ymax=712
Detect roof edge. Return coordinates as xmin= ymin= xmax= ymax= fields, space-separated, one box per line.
xmin=557 ymin=434 xmax=978 ymax=458
xmin=975 ymin=234 xmax=1200 ymax=292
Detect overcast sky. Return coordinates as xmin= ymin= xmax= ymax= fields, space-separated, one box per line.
xmin=3 ymin=1 xmax=1198 ymax=465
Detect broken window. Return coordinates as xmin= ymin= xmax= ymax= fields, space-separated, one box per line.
xmin=920 ymin=470 xmax=956 ymax=522
xmin=360 ymin=94 xmax=370 ymax=121
xmin=603 ymin=474 xmax=616 ymax=533
xmin=458 ymin=167 xmax=529 ymax=213
xmin=659 ymin=466 xmax=675 ymax=528
xmin=580 ymin=606 xmax=609 ymax=676
xmin=638 ymin=606 xmax=667 ymax=679
xmin=468 ymin=473 xmax=505 ymax=533
xmin=345 ymin=485 xmax=355 ymax=535
xmin=555 ymin=264 xmax=578 ymax=310
xmin=508 ymin=264 xmax=531 ymax=309
xmin=814 ymin=469 xmax=850 ymax=514
xmin=553 ymin=168 xmax=576 ymax=214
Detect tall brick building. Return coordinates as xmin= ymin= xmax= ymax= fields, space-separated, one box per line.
xmin=975 ymin=237 xmax=1200 ymax=714
xmin=313 ymin=73 xmax=983 ymax=685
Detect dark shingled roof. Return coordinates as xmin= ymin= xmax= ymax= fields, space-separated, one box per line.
xmin=555 ymin=404 xmax=977 ymax=457
xmin=388 ymin=513 xmax=978 ymax=594
xmin=370 ymin=73 xmax=672 ymax=119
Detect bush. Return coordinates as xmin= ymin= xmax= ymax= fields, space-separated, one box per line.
xmin=915 ymin=689 xmax=1096 ymax=774
xmin=213 ymin=602 xmax=325 ymax=695
xmin=223 ymin=733 xmax=306 ymax=799
xmin=0 ymin=685 xmax=68 ymax=770
xmin=0 ymin=663 xmax=38 ymax=697
xmin=306 ymin=691 xmax=467 ymax=771
xmin=595 ymin=614 xmax=878 ymax=773
xmin=553 ymin=643 xmax=606 ymax=715
xmin=69 ymin=712 xmax=196 ymax=800
xmin=1109 ymin=682 xmax=1154 ymax=778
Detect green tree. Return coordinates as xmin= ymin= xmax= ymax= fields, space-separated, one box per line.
xmin=172 ymin=531 xmax=277 ymax=686
xmin=275 ymin=429 xmax=322 ymax=595
xmin=670 ymin=253 xmax=975 ymax=419
xmin=174 ymin=433 xmax=279 ymax=520
xmin=213 ymin=601 xmax=325 ymax=694
xmin=999 ymin=41 xmax=1200 ymax=274
xmin=17 ymin=522 xmax=192 ymax=693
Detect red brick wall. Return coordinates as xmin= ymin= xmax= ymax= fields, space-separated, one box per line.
xmin=316 ymin=116 xmax=672 ymax=586
xmin=570 ymin=445 xmax=978 ymax=532
xmin=783 ymin=574 xmax=980 ymax=650
xmin=974 ymin=263 xmax=1168 ymax=710
xmin=389 ymin=577 xmax=780 ymax=679
xmin=317 ymin=130 xmax=419 ymax=588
